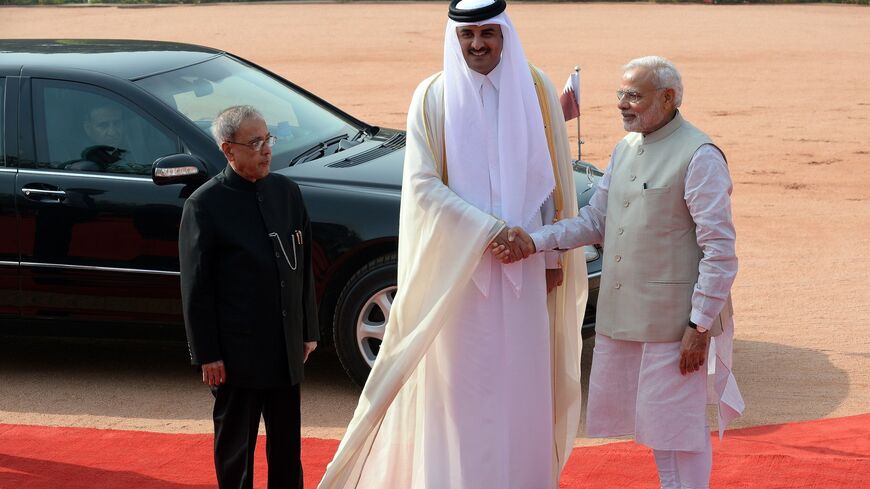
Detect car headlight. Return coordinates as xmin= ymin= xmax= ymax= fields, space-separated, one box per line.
xmin=584 ymin=245 xmax=600 ymax=263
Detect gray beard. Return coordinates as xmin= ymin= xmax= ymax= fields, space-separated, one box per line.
xmin=624 ymin=97 xmax=665 ymax=133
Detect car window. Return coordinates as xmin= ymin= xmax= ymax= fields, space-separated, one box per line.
xmin=31 ymin=79 xmax=179 ymax=175
xmin=0 ymin=78 xmax=5 ymax=166
xmin=136 ymin=56 xmax=358 ymax=169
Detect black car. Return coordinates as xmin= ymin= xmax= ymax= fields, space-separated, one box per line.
xmin=0 ymin=39 xmax=602 ymax=386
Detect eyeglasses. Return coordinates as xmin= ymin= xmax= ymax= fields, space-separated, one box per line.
xmin=616 ymin=87 xmax=665 ymax=105
xmin=225 ymin=134 xmax=277 ymax=152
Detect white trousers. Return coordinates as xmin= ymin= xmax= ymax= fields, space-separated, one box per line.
xmin=653 ymin=433 xmax=713 ymax=489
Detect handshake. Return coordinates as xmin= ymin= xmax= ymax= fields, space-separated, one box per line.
xmin=489 ymin=226 xmax=536 ymax=264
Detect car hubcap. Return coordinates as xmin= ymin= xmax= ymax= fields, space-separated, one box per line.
xmin=356 ymin=286 xmax=396 ymax=367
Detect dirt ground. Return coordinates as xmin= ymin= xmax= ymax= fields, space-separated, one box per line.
xmin=0 ymin=3 xmax=868 ymax=445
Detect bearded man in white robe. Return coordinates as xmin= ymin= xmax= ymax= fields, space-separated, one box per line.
xmin=317 ymin=1 xmax=586 ymax=488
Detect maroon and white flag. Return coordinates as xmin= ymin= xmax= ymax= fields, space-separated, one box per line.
xmin=560 ymin=71 xmax=580 ymax=121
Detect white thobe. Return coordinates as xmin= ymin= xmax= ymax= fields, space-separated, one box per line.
xmin=411 ymin=64 xmax=555 ymax=489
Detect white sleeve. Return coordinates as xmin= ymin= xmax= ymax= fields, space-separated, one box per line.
xmin=529 ymin=152 xmax=614 ymax=252
xmin=685 ymin=144 xmax=738 ymax=328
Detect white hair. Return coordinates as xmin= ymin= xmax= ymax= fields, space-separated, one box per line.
xmin=623 ymin=56 xmax=683 ymax=108
xmin=211 ymin=105 xmax=264 ymax=145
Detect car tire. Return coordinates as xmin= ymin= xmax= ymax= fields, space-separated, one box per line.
xmin=333 ymin=253 xmax=397 ymax=387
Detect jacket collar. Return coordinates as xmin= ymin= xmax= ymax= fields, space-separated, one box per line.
xmin=641 ymin=110 xmax=683 ymax=145
xmin=221 ymin=164 xmax=267 ymax=192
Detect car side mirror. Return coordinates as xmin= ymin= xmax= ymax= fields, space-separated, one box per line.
xmin=152 ymin=154 xmax=209 ymax=186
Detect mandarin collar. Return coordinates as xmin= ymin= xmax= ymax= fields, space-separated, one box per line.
xmin=641 ymin=110 xmax=684 ymax=145
xmin=222 ymin=164 xmax=267 ymax=192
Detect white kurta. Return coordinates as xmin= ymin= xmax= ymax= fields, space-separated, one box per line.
xmin=318 ymin=67 xmax=585 ymax=489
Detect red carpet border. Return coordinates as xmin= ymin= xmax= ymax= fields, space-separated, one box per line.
xmin=1 ymin=414 xmax=868 ymax=488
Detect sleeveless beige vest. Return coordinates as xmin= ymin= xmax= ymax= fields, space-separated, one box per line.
xmin=596 ymin=112 xmax=732 ymax=342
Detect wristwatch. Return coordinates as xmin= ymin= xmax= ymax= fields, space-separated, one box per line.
xmin=688 ymin=321 xmax=708 ymax=333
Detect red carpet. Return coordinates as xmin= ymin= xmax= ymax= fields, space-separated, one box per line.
xmin=1 ymin=414 xmax=868 ymax=488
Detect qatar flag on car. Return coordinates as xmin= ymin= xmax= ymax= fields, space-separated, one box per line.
xmin=560 ymin=71 xmax=580 ymax=121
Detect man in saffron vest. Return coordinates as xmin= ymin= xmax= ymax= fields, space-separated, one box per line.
xmin=318 ymin=1 xmax=585 ymax=488
xmin=500 ymin=56 xmax=745 ymax=489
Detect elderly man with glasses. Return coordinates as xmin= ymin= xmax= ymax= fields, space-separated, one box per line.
xmin=497 ymin=56 xmax=745 ymax=489
xmin=179 ymin=105 xmax=319 ymax=489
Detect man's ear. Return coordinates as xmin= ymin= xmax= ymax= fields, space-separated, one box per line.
xmin=220 ymin=142 xmax=234 ymax=163
xmin=663 ymin=87 xmax=676 ymax=107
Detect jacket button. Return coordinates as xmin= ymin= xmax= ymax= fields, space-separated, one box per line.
xmin=258 ymin=196 xmax=264 ymax=203
xmin=618 ymin=227 xmax=625 ymax=235
xmin=630 ymin=175 xmax=637 ymax=181
xmin=615 ymin=255 xmax=622 ymax=262
xmin=638 ymin=148 xmax=645 ymax=155
xmin=280 ymin=280 xmax=286 ymax=288
xmin=614 ymin=282 xmax=622 ymax=289
xmin=282 ymin=310 xmax=287 ymax=318
xmin=275 ymin=252 xmax=281 ymax=258
xmin=623 ymin=201 xmax=630 ymax=208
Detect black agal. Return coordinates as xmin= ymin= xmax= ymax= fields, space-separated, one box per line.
xmin=448 ymin=0 xmax=507 ymax=22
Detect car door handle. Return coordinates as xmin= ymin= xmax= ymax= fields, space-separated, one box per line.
xmin=21 ymin=186 xmax=68 ymax=202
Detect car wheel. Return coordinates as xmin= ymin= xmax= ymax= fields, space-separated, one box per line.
xmin=333 ymin=254 xmax=397 ymax=387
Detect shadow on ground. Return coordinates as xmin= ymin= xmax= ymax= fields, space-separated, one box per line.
xmin=0 ymin=333 xmax=849 ymax=435
xmin=0 ymin=334 xmax=358 ymax=429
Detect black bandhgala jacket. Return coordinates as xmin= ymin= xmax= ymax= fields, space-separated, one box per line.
xmin=179 ymin=165 xmax=319 ymax=388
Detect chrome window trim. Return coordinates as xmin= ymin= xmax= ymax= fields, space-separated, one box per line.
xmin=0 ymin=260 xmax=18 ymax=267
xmin=0 ymin=168 xmax=17 ymax=174
xmin=17 ymin=169 xmax=151 ymax=183
xmin=20 ymin=261 xmax=180 ymax=277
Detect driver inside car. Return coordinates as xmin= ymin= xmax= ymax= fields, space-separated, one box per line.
xmin=71 ymin=103 xmax=149 ymax=174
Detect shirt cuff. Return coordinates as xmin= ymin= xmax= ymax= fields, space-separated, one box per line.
xmin=690 ymin=310 xmax=714 ymax=331
xmin=485 ymin=218 xmax=507 ymax=247
xmin=530 ymin=230 xmax=550 ymax=253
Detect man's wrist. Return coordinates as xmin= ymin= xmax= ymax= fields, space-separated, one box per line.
xmin=688 ymin=321 xmax=708 ymax=333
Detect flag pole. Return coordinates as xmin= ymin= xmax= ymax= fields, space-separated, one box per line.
xmin=575 ymin=65 xmax=583 ymax=162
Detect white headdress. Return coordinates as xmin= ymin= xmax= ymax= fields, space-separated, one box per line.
xmin=444 ymin=0 xmax=554 ymax=292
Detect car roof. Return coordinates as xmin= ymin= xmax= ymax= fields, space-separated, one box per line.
xmin=0 ymin=39 xmax=224 ymax=80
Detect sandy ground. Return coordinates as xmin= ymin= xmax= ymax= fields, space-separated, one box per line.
xmin=0 ymin=3 xmax=869 ymax=446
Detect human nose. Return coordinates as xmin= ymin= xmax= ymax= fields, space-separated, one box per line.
xmin=470 ymin=34 xmax=484 ymax=50
xmin=617 ymin=95 xmax=631 ymax=110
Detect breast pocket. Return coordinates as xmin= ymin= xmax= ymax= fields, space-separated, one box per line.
xmin=640 ymin=186 xmax=678 ymax=233
xmin=642 ymin=185 xmax=672 ymax=196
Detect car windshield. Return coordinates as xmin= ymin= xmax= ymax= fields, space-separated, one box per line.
xmin=136 ymin=55 xmax=360 ymax=168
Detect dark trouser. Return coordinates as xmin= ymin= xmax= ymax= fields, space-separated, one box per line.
xmin=212 ymin=384 xmax=302 ymax=489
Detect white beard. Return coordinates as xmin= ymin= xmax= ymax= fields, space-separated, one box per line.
xmin=624 ymin=97 xmax=665 ymax=133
